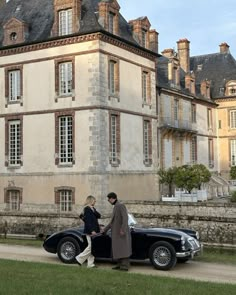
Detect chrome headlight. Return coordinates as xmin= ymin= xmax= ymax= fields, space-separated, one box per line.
xmin=195 ymin=231 xmax=200 ymax=240
xmin=181 ymin=236 xmax=187 ymax=250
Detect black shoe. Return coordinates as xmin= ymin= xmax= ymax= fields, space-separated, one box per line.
xmin=112 ymin=265 xmax=120 ymax=270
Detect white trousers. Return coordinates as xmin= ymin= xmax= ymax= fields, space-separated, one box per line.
xmin=75 ymin=235 xmax=95 ymax=268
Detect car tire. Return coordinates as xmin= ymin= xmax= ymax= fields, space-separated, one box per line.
xmin=57 ymin=237 xmax=81 ymax=264
xmin=149 ymin=241 xmax=177 ymax=270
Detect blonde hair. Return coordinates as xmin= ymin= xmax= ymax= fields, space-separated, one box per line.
xmin=84 ymin=195 xmax=96 ymax=206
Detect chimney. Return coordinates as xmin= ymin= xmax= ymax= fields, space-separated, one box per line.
xmin=177 ymin=38 xmax=190 ymax=73
xmin=219 ymin=42 xmax=230 ymax=54
xmin=200 ymin=80 xmax=211 ymax=98
xmin=149 ymin=29 xmax=159 ymax=53
xmin=185 ymin=72 xmax=196 ymax=95
xmin=161 ymin=48 xmax=174 ymax=58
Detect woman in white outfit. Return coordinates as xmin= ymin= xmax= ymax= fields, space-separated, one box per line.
xmin=75 ymin=195 xmax=101 ymax=268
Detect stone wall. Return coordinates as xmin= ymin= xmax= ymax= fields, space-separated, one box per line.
xmin=0 ymin=202 xmax=235 ymax=246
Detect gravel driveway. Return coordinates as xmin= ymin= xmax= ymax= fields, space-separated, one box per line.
xmin=0 ymin=244 xmax=235 ymax=284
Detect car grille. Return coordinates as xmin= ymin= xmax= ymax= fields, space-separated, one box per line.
xmin=187 ymin=238 xmax=200 ymax=250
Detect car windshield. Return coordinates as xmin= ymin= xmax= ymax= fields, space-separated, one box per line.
xmin=128 ymin=213 xmax=137 ymax=226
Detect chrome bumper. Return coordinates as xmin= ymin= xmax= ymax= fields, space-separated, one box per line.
xmin=176 ymin=244 xmax=203 ymax=258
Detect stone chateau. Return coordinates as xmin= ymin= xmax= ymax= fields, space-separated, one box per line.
xmin=0 ymin=0 xmax=236 ymax=214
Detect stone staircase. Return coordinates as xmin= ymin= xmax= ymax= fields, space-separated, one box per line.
xmin=205 ymin=175 xmax=230 ymax=199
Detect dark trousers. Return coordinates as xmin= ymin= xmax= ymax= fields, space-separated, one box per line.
xmin=117 ymin=257 xmax=130 ymax=269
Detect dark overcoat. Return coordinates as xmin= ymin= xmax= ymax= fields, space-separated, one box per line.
xmin=83 ymin=206 xmax=101 ymax=235
xmin=104 ymin=201 xmax=132 ymax=259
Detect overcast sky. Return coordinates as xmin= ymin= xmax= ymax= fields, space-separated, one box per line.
xmin=118 ymin=0 xmax=236 ymax=57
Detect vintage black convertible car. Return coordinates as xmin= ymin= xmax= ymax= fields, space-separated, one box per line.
xmin=43 ymin=214 xmax=201 ymax=270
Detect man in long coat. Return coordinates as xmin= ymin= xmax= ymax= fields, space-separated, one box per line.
xmin=103 ymin=192 xmax=132 ymax=271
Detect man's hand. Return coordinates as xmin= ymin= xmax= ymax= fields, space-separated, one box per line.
xmin=91 ymin=231 xmax=97 ymax=236
xmin=120 ymin=229 xmax=125 ymax=236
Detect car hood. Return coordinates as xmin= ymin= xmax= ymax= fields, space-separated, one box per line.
xmin=132 ymin=226 xmax=191 ymax=238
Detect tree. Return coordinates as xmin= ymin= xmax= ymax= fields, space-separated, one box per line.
xmin=230 ymin=166 xmax=236 ymax=179
xmin=158 ymin=167 xmax=178 ymax=197
xmin=174 ymin=164 xmax=211 ymax=193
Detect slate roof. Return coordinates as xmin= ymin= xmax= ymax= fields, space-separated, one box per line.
xmin=0 ymin=0 xmax=138 ymax=48
xmin=190 ymin=52 xmax=236 ymax=99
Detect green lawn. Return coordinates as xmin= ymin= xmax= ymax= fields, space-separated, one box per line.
xmin=0 ymin=259 xmax=235 ymax=295
xmin=195 ymin=246 xmax=236 ymax=265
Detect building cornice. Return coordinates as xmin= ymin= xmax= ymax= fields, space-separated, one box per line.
xmin=0 ymin=31 xmax=157 ymax=62
xmin=0 ymin=105 xmax=158 ymax=120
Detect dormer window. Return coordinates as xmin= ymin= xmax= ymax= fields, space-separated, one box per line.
xmin=200 ymin=80 xmax=211 ymax=98
xmin=51 ymin=0 xmax=82 ymax=37
xmin=225 ymin=81 xmax=236 ymax=96
xmin=10 ymin=32 xmax=17 ymax=41
xmin=129 ymin=17 xmax=151 ymax=49
xmin=3 ymin=17 xmax=28 ymax=46
xmin=108 ymin=12 xmax=115 ymax=33
xmin=141 ymin=29 xmax=147 ymax=47
xmin=197 ymin=64 xmax=203 ymax=71
xmin=98 ymin=0 xmax=120 ymax=36
xmin=59 ymin=9 xmax=73 ymax=36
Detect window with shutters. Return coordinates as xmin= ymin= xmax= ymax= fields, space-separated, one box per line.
xmin=5 ymin=116 xmax=23 ymax=168
xmin=59 ymin=62 xmax=72 ymax=95
xmin=191 ymin=137 xmax=197 ymax=164
xmin=207 ymin=108 xmax=213 ymax=130
xmin=143 ymin=119 xmax=152 ymax=166
xmin=4 ymin=188 xmax=23 ymax=211
xmin=55 ymin=187 xmax=75 ymax=212
xmin=142 ymin=69 xmax=151 ymax=105
xmin=230 ymin=110 xmax=236 ymax=129
xmin=5 ymin=65 xmax=23 ymax=105
xmin=55 ymin=58 xmax=75 ymax=99
xmin=55 ymin=112 xmax=75 ymax=166
xmin=108 ymin=57 xmax=119 ymax=98
xmin=230 ymin=139 xmax=236 ymax=166
xmin=109 ymin=112 xmax=120 ymax=166
xmin=208 ymin=138 xmax=214 ymax=168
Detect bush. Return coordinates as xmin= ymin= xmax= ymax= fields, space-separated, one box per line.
xmin=230 ymin=166 xmax=236 ymax=179
xmin=231 ymin=191 xmax=236 ymax=202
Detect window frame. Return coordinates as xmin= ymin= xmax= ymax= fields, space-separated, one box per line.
xmin=141 ymin=68 xmax=151 ymax=105
xmin=207 ymin=108 xmax=213 ymax=130
xmin=58 ymin=9 xmax=73 ymax=36
xmin=108 ymin=57 xmax=120 ymax=98
xmin=5 ymin=65 xmax=23 ymax=105
xmin=230 ymin=139 xmax=236 ymax=166
xmin=230 ymin=110 xmax=236 ymax=129
xmin=55 ymin=57 xmax=75 ymax=100
xmin=5 ymin=116 xmax=23 ymax=168
xmin=143 ymin=118 xmax=152 ymax=166
xmin=4 ymin=187 xmax=23 ymax=211
xmin=191 ymin=137 xmax=197 ymax=164
xmin=208 ymin=138 xmax=214 ymax=168
xmin=55 ymin=111 xmax=75 ymax=166
xmin=55 ymin=187 xmax=75 ymax=212
xmin=109 ymin=112 xmax=120 ymax=166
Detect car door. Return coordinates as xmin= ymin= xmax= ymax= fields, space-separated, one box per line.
xmin=91 ymin=230 xmax=112 ymax=258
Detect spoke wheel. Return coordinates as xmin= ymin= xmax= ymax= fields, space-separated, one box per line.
xmin=149 ymin=241 xmax=177 ymax=270
xmin=57 ymin=237 xmax=80 ymax=264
